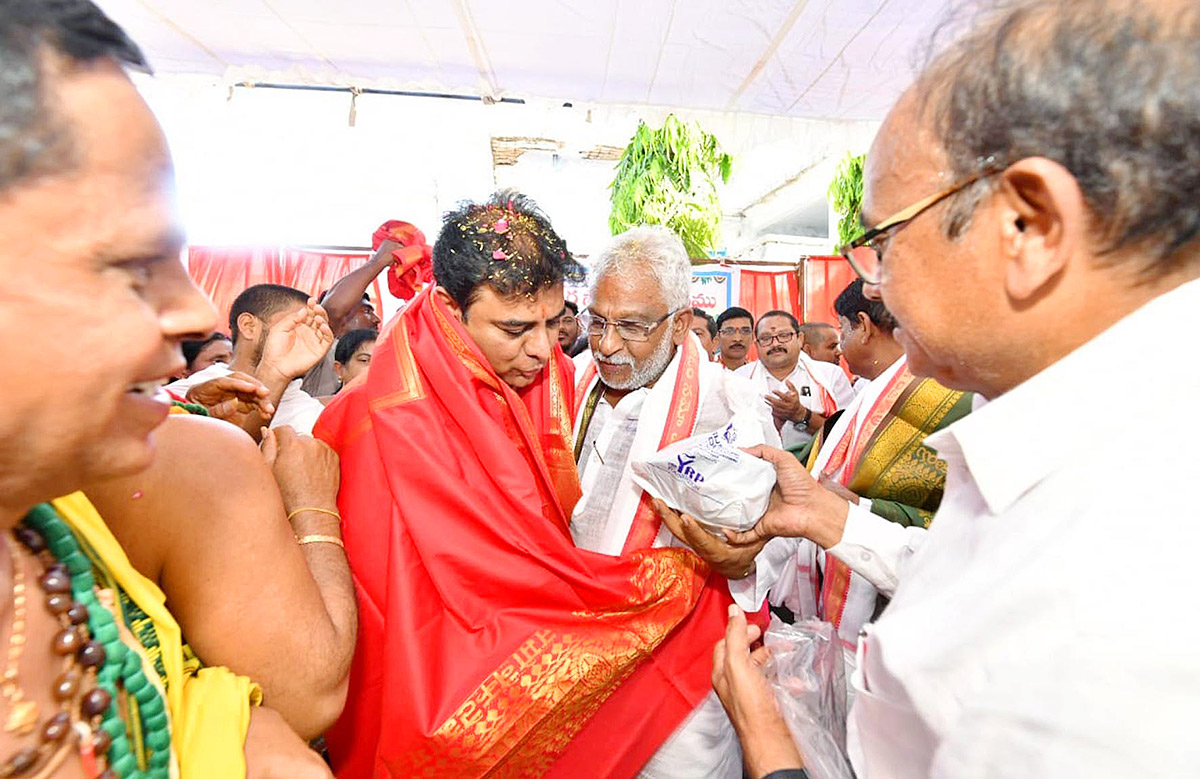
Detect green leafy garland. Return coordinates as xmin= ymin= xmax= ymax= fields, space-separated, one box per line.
xmin=827 ymin=152 xmax=866 ymax=246
xmin=609 ymin=115 xmax=733 ymax=259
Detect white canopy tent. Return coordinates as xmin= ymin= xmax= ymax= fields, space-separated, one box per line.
xmin=95 ymin=0 xmax=960 ymax=256
xmin=96 ymin=0 xmax=956 ymax=119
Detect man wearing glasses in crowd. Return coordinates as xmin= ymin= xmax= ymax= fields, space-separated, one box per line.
xmin=571 ymin=226 xmax=782 ymax=779
xmin=714 ymin=307 xmax=755 ymax=371
xmin=735 ymin=311 xmax=854 ymax=450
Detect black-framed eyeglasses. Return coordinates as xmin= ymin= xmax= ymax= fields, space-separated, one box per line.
xmin=840 ymin=159 xmax=1005 ymax=284
xmin=583 ymin=309 xmax=678 ymax=343
xmin=756 ymin=331 xmax=798 ymax=347
xmin=717 ymin=326 xmax=753 ymax=337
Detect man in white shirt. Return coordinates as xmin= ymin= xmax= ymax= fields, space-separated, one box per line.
xmin=572 ymin=225 xmax=781 ymax=779
xmin=735 ymin=311 xmax=854 ymax=450
xmin=167 ymin=283 xmax=331 ymax=436
xmin=711 ymin=1 xmax=1200 ymax=777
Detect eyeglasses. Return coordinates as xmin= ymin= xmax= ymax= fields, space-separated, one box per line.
xmin=756 ymin=331 xmax=797 ymax=347
xmin=840 ymin=159 xmax=1005 ymax=284
xmin=583 ymin=309 xmax=678 ymax=343
xmin=718 ymin=326 xmax=753 ymax=337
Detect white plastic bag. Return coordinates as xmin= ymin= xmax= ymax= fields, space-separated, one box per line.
xmin=629 ymin=421 xmax=775 ymax=533
xmin=763 ymin=618 xmax=854 ymax=779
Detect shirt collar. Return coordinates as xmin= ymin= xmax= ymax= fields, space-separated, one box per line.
xmin=926 ymin=277 xmax=1200 ymax=515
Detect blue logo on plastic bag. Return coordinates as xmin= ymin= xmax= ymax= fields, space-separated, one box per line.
xmin=673 ymin=454 xmax=705 ymax=485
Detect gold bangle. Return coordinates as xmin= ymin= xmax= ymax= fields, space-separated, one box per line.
xmin=296 ymin=534 xmax=344 ymax=549
xmin=286 ymin=507 xmax=341 ymax=522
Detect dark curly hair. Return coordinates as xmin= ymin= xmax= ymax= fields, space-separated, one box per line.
xmin=431 ymin=190 xmax=584 ymax=314
xmin=181 ymin=332 xmax=230 ymax=370
xmin=334 ymin=328 xmax=377 ymax=365
xmin=834 ymin=279 xmax=898 ymax=333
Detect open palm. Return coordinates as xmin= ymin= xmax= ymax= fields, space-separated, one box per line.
xmin=260 ymin=302 xmax=334 ymax=381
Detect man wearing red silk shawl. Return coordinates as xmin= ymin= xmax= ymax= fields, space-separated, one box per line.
xmin=316 ymin=191 xmax=722 ymax=778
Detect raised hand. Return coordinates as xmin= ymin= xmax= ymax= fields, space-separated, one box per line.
xmin=258 ymin=300 xmax=334 ymax=383
xmin=652 ymin=499 xmax=766 ymax=579
xmin=766 ymin=379 xmax=804 ymax=426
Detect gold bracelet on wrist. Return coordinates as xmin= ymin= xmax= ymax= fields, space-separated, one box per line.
xmin=286 ymin=507 xmax=341 ymax=523
xmin=296 ymin=534 xmax=345 ymax=549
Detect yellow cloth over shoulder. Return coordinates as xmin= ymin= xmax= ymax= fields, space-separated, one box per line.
xmin=52 ymin=492 xmax=262 ymax=779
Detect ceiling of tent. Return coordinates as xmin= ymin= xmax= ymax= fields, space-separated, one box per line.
xmin=98 ymin=0 xmax=957 ymax=120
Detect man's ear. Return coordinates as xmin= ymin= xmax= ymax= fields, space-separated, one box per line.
xmin=434 ymin=286 xmax=464 ymax=322
xmin=672 ymin=308 xmax=693 ymax=345
xmin=235 ymin=312 xmax=261 ymax=345
xmin=857 ymin=311 xmax=874 ymax=343
xmin=996 ymin=157 xmax=1084 ymax=302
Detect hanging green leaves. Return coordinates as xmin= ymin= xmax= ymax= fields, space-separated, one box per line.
xmin=828 ymin=152 xmax=866 ymax=246
xmin=609 ymin=114 xmax=733 ymax=259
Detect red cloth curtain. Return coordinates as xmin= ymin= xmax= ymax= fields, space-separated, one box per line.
xmin=187 ymin=246 xmax=382 ymax=334
xmin=738 ymin=269 xmax=801 ymax=321
xmin=801 ymin=255 xmax=858 ymax=325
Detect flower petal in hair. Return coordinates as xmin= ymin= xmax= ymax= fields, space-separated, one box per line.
xmin=493 ymin=249 xmax=508 ymax=261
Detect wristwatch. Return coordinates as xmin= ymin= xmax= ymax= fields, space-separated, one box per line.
xmin=795 ymin=407 xmax=813 ymax=430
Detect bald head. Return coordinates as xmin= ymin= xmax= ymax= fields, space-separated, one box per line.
xmin=799 ymin=322 xmax=839 ymax=364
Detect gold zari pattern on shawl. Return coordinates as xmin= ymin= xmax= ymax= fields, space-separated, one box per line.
xmin=389 ymin=550 xmax=706 ymax=778
xmin=847 ymin=377 xmax=966 ymax=527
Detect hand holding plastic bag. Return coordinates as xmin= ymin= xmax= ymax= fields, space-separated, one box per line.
xmin=763 ymin=618 xmax=855 ymax=779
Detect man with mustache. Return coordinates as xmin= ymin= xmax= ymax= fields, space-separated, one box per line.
xmin=714 ymin=307 xmax=754 ymax=371
xmin=735 ymin=311 xmax=854 ymax=450
xmin=572 ymin=226 xmax=780 ymax=779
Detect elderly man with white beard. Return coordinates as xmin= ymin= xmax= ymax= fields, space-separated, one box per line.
xmin=571 ymin=226 xmax=781 ymax=779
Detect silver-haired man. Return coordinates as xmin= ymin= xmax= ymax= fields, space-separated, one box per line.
xmin=572 ymin=225 xmax=781 ymax=779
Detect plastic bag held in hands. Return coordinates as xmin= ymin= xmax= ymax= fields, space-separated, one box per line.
xmin=763 ymin=618 xmax=854 ymax=779
xmin=373 ymin=220 xmax=432 ymax=301
xmin=630 ymin=421 xmax=775 ymax=533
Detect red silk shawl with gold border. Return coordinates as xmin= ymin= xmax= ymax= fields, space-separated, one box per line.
xmin=316 ymin=288 xmax=718 ymax=778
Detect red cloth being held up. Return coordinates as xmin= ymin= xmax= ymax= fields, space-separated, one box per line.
xmin=373 ymin=220 xmax=432 ymax=301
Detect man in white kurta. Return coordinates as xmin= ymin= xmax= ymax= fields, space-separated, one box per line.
xmin=571 ymin=226 xmax=781 ymax=779
xmin=735 ymin=311 xmax=854 ymax=450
